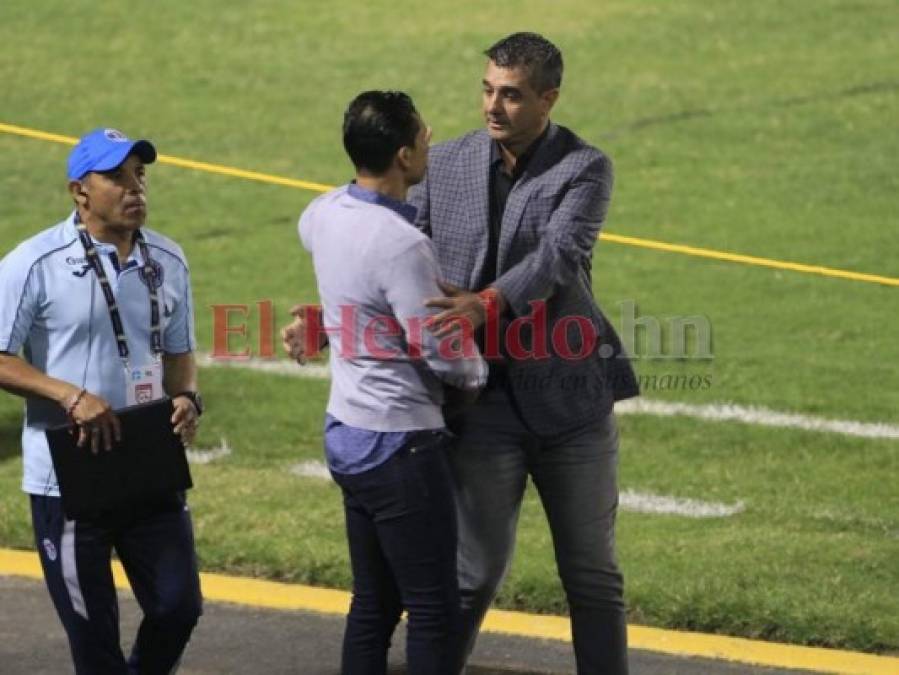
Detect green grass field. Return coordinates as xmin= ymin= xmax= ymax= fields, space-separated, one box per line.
xmin=1 ymin=0 xmax=897 ymax=655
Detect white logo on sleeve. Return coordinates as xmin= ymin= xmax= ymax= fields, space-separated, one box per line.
xmin=104 ymin=129 xmax=128 ymax=142
xmin=42 ymin=538 xmax=58 ymax=562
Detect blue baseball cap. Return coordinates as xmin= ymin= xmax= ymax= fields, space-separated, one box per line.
xmin=67 ymin=128 xmax=157 ymax=180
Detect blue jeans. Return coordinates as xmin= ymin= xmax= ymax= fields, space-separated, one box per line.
xmin=448 ymin=386 xmax=627 ymax=675
xmin=331 ymin=431 xmax=459 ymax=675
xmin=31 ymin=492 xmax=202 ymax=675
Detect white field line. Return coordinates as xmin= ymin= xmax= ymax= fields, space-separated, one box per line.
xmin=614 ymin=398 xmax=899 ymax=439
xmin=289 ymin=459 xmax=743 ymax=518
xmin=197 ymin=354 xmax=899 ymax=440
xmin=197 ymin=354 xmax=330 ymax=379
xmin=619 ymin=489 xmax=744 ymax=518
xmin=290 ymin=460 xmax=333 ymax=480
xmin=186 ymin=438 xmax=232 ymax=465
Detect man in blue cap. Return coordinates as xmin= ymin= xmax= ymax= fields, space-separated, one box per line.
xmin=0 ymin=128 xmax=204 ymax=673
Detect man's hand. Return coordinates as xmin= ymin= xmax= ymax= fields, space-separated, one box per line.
xmin=425 ymin=282 xmax=502 ymax=338
xmin=281 ymin=305 xmax=308 ymax=364
xmin=280 ymin=304 xmax=327 ymax=365
xmin=67 ymin=390 xmax=121 ymax=454
xmin=171 ymin=395 xmax=200 ymax=446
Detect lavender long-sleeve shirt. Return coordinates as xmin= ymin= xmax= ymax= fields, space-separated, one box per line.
xmin=299 ymin=184 xmax=487 ymax=449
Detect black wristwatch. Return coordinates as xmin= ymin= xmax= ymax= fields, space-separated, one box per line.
xmin=173 ymin=391 xmax=204 ymax=417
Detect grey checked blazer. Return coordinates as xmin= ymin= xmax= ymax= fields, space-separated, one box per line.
xmin=408 ymin=122 xmax=639 ymax=436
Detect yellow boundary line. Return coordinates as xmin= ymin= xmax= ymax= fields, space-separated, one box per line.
xmin=2 ymin=548 xmax=896 ymax=674
xmin=599 ymin=233 xmax=899 ymax=287
xmin=2 ymin=121 xmax=897 ymax=288
xmin=0 ymin=122 xmax=333 ymax=193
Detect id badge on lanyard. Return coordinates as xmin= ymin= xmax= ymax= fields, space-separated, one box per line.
xmin=76 ymin=221 xmax=165 ymax=407
xmin=126 ymin=359 xmax=164 ymax=406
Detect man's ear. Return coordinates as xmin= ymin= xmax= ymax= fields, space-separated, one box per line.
xmin=541 ymin=87 xmax=560 ymax=114
xmin=396 ymin=146 xmax=413 ymax=171
xmin=68 ymin=179 xmax=89 ymax=208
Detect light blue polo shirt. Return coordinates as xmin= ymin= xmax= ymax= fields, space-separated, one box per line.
xmin=0 ymin=212 xmax=196 ymax=496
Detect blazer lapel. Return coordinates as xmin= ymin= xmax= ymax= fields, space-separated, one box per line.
xmin=463 ymin=133 xmax=492 ymax=289
xmin=496 ymin=123 xmax=561 ymax=273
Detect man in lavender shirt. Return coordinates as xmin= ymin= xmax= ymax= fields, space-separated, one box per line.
xmin=295 ymin=91 xmax=487 ymax=675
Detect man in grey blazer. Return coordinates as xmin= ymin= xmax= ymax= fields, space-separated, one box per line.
xmin=410 ymin=33 xmax=639 ymax=674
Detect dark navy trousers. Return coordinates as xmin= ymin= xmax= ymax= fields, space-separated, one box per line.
xmin=31 ymin=493 xmax=203 ymax=674
xmin=332 ymin=432 xmax=460 ymax=675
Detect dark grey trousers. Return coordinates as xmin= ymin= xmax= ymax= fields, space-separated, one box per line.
xmin=448 ymin=385 xmax=628 ymax=675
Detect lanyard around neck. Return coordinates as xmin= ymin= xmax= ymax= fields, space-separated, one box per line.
xmin=75 ymin=221 xmax=162 ymax=367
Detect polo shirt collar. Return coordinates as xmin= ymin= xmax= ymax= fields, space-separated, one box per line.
xmin=66 ymin=210 xmax=145 ymax=267
xmin=347 ymin=182 xmax=418 ymax=224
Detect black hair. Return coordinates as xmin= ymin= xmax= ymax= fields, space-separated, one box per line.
xmin=342 ymin=91 xmax=420 ymax=174
xmin=484 ymin=32 xmax=563 ymax=92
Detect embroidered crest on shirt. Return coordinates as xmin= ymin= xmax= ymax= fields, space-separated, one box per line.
xmin=139 ymin=258 xmax=165 ymax=290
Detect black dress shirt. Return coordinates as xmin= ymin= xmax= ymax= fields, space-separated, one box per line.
xmin=482 ymin=126 xmax=548 ymax=288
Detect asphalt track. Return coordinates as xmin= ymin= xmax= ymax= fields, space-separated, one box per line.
xmin=2 ymin=575 xmax=818 ymax=675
